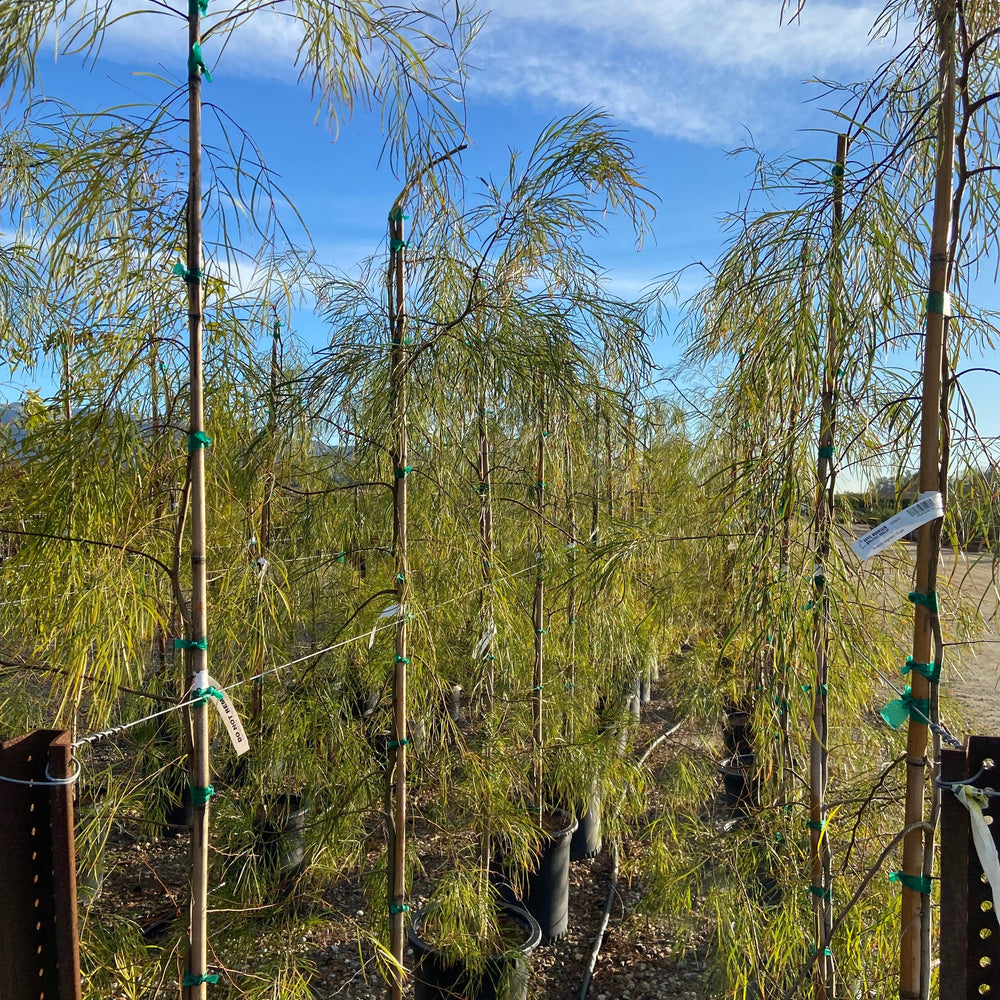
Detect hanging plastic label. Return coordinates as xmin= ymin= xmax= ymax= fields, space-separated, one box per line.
xmin=850 ymin=492 xmax=944 ymax=561
xmin=209 ymin=676 xmax=250 ymax=756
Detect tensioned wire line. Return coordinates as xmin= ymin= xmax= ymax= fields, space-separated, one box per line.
xmin=70 ymin=561 xmax=540 ymax=750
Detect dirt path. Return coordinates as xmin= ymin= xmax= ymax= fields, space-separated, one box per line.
xmin=919 ymin=545 xmax=1000 ymax=735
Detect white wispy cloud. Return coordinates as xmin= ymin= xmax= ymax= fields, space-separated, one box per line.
xmin=46 ymin=0 xmax=908 ymax=146
xmin=471 ymin=0 xmax=906 ymax=144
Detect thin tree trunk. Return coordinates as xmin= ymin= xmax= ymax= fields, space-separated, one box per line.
xmin=810 ymin=132 xmax=848 ymax=1000
xmin=251 ymin=314 xmax=280 ymax=730
xmin=184 ymin=4 xmax=211 ymax=997
xmin=387 ymin=203 xmax=410 ymax=1000
xmin=900 ymin=4 xmax=955 ymax=997
xmin=477 ymin=380 xmax=495 ymax=713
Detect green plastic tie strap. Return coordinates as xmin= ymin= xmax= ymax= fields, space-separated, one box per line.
xmin=394 ymin=466 xmax=413 ymax=479
xmin=174 ymin=637 xmax=208 ymax=651
xmin=808 ymin=944 xmax=833 ymax=957
xmin=272 ymin=320 xmax=282 ymax=339
xmin=806 ymin=819 xmax=826 ymax=831
xmin=831 ymin=163 xmax=845 ymax=178
xmin=908 ymin=590 xmax=939 ymax=614
xmin=535 ymin=628 xmax=547 ymax=635
xmin=189 ymin=784 xmax=215 ymax=806
xmin=926 ymin=291 xmax=946 ymax=315
xmin=171 ymin=262 xmax=203 ymax=284
xmin=902 ymin=656 xmax=941 ymax=684
xmin=387 ymin=739 xmax=411 ymax=750
xmin=537 ymin=480 xmax=546 ymax=489
xmin=880 ymin=687 xmax=930 ymax=730
xmin=818 ymin=445 xmax=836 ymax=459
xmin=194 ymin=685 xmax=224 ymax=703
xmin=807 ymin=885 xmax=832 ymax=901
xmin=890 ymin=870 xmax=932 ymax=895
xmin=389 ymin=901 xmax=410 ymax=913
xmin=188 ymin=0 xmax=208 ymax=15
xmin=183 ymin=972 xmax=220 ymax=986
xmin=188 ymin=431 xmax=212 ymax=453
xmin=188 ymin=42 xmax=213 ymax=81
xmin=390 ymin=238 xmax=409 ymax=252
xmin=395 ymin=655 xmax=410 ymax=664
xmin=388 ymin=208 xmax=409 ymax=222
xmin=475 ymin=482 xmax=490 ymax=494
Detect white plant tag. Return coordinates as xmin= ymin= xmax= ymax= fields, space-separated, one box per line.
xmin=850 ymin=492 xmax=944 ymax=561
xmin=209 ymin=676 xmax=250 ymax=756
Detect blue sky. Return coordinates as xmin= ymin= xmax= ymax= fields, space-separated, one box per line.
xmin=21 ymin=0 xmax=1000 ymax=453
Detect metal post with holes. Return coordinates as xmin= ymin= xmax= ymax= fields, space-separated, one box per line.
xmin=940 ymin=736 xmax=1000 ymax=1000
xmin=0 ymin=730 xmax=81 ymax=1000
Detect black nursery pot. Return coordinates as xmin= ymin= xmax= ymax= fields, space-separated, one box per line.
xmin=519 ymin=810 xmax=578 ymax=942
xmin=161 ymin=774 xmax=192 ymax=838
xmin=719 ymin=754 xmax=760 ymax=814
xmin=408 ymin=903 xmax=542 ymax=1000
xmin=253 ymin=793 xmax=310 ymax=876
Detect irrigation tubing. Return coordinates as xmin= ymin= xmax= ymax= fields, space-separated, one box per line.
xmin=578 ymin=718 xmax=686 ymax=1000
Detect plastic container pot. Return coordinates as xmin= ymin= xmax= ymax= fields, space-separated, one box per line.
xmin=408 ymin=902 xmax=541 ymax=1000
xmin=253 ymin=793 xmax=309 ymax=876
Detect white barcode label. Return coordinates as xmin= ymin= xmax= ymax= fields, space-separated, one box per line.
xmin=850 ymin=492 xmax=944 ymax=561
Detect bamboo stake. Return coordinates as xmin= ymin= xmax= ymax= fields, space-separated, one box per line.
xmin=810 ymin=132 xmax=848 ymax=1000
xmin=387 ymin=202 xmax=409 ymax=1000
xmin=900 ymin=5 xmax=955 ymax=997
xmin=184 ymin=3 xmax=211 ymax=997
xmin=532 ymin=381 xmax=546 ymax=812
xmin=565 ymin=435 xmax=577 ymax=714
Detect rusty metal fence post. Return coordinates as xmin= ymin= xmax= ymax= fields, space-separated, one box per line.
xmin=0 ymin=729 xmax=82 ymax=1000
xmin=940 ymin=735 xmax=1000 ymax=1000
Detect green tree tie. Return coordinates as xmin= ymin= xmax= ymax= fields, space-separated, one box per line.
xmin=183 ymin=972 xmax=219 ymax=986
xmin=175 ymin=637 xmax=208 ymax=651
xmin=189 ymin=784 xmax=215 ymax=806
xmin=902 ymin=656 xmax=940 ymax=684
xmin=188 ymin=431 xmax=212 ymax=453
xmin=890 ymin=871 xmax=932 ymax=895
xmin=880 ymin=687 xmax=930 ymax=730
xmin=188 ymin=42 xmax=213 ymax=81
xmin=907 ymin=590 xmax=939 ymax=614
